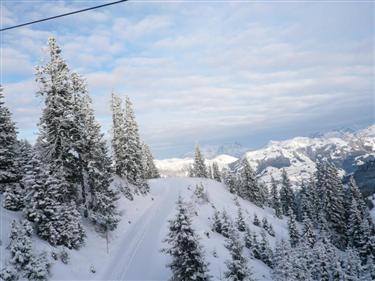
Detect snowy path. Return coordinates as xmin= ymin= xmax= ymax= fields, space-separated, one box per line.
xmin=103 ymin=178 xmax=186 ymax=281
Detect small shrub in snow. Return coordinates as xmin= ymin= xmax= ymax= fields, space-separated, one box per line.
xmin=60 ymin=248 xmax=69 ymax=264
xmin=90 ymin=265 xmax=96 ymax=274
xmin=253 ymin=213 xmax=260 ymax=227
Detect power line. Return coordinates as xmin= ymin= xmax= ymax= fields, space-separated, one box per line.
xmin=0 ymin=0 xmax=128 ymax=32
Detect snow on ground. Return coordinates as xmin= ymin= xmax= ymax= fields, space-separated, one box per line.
xmin=1 ymin=177 xmax=287 ymax=280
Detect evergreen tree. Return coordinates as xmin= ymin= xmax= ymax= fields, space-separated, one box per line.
xmin=244 ymin=226 xmax=253 ymax=250
xmin=192 ymin=145 xmax=208 ymax=178
xmin=224 ymin=227 xmax=255 ymax=281
xmin=251 ymin=232 xmax=261 ymax=260
xmin=273 ymin=240 xmax=296 ymax=281
xmin=23 ymin=150 xmax=48 ymax=223
xmin=162 ymin=197 xmax=211 ymax=281
xmin=221 ymin=210 xmax=232 ymax=238
xmin=279 ymin=169 xmax=294 ymax=216
xmin=270 ymin=177 xmax=282 ymax=218
xmin=36 ymin=169 xmax=85 ymax=248
xmin=212 ymin=162 xmax=221 ymax=182
xmin=0 ymin=86 xmax=19 ymax=191
xmin=301 ymin=215 xmax=316 ymax=248
xmin=36 ymin=37 xmax=81 ymax=201
xmin=287 ymin=209 xmax=299 ymax=247
xmin=268 ymin=224 xmax=275 ymax=237
xmin=212 ymin=209 xmax=223 ymax=234
xmin=141 ymin=143 xmax=160 ymax=179
xmin=235 ymin=207 xmax=246 ymax=232
xmin=239 ymin=159 xmax=263 ymax=206
xmin=111 ymin=92 xmax=127 ymax=177
xmin=0 ymin=220 xmax=49 ymax=281
xmin=342 ymin=248 xmax=362 ymax=281
xmin=222 ymin=169 xmax=238 ymax=194
xmin=259 ymin=230 xmax=273 ymax=267
xmin=76 ymin=91 xmax=120 ymax=232
xmin=315 ymin=160 xmax=346 ymax=247
xmin=207 ymin=164 xmax=213 ymax=179
xmin=123 ymin=96 xmax=147 ymax=191
xmin=261 ymin=217 xmax=269 ymax=232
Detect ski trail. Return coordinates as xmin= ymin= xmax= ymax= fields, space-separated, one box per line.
xmin=103 ymin=179 xmax=182 ymax=280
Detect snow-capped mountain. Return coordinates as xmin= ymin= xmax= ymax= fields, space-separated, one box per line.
xmin=157 ymin=125 xmax=375 ymax=190
xmin=155 ymin=154 xmax=238 ymax=177
xmin=237 ymin=125 xmax=375 ymax=188
xmin=182 ymin=142 xmax=248 ymax=158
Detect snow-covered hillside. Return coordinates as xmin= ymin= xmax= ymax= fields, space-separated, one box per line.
xmin=0 ymin=177 xmax=287 ymax=281
xmin=155 ymin=154 xmax=238 ymax=177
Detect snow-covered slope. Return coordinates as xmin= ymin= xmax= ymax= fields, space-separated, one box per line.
xmin=237 ymin=125 xmax=375 ymax=187
xmin=155 ymin=154 xmax=238 ymax=177
xmin=0 ymin=177 xmax=287 ymax=280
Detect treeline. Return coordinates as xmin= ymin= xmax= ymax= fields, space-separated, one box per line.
xmin=0 ymin=37 xmax=159 ymax=280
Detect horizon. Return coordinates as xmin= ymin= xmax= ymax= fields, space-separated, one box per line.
xmin=1 ymin=1 xmax=374 ymax=158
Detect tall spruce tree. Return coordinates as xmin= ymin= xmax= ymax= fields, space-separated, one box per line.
xmin=270 ymin=177 xmax=282 ymax=218
xmin=192 ymin=145 xmax=208 ymax=178
xmin=239 ymin=159 xmax=262 ymax=207
xmin=142 ymin=143 xmax=160 ymax=179
xmin=212 ymin=162 xmax=221 ymax=182
xmin=0 ymin=86 xmax=19 ymax=188
xmin=279 ymin=169 xmax=294 ymax=216
xmin=162 ymin=197 xmax=211 ymax=281
xmin=316 ymin=161 xmax=346 ymax=247
xmin=77 ymin=92 xmax=120 ymax=232
xmin=224 ymin=227 xmax=255 ymax=281
xmin=287 ymin=209 xmax=299 ymax=248
xmin=36 ymin=37 xmax=81 ymax=201
xmin=111 ymin=92 xmax=127 ymax=177
xmin=123 ymin=96 xmax=146 ymax=189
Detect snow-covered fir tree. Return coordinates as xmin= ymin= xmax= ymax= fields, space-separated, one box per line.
xmin=162 ymin=197 xmax=211 ymax=281
xmin=207 ymin=164 xmax=213 ymax=179
xmin=273 ymin=240 xmax=296 ymax=281
xmin=315 ymin=160 xmax=346 ymax=247
xmin=141 ymin=143 xmax=160 ymax=179
xmin=212 ymin=209 xmax=223 ymax=234
xmin=221 ymin=210 xmax=232 ymax=238
xmin=239 ymin=159 xmax=263 ymax=207
xmin=111 ymin=92 xmax=127 ymax=177
xmin=259 ymin=230 xmax=273 ymax=267
xmin=235 ymin=207 xmax=246 ymax=232
xmin=36 ymin=169 xmax=85 ymax=248
xmin=279 ymin=169 xmax=294 ymax=216
xmin=192 ymin=145 xmax=208 ymax=178
xmin=74 ymin=85 xmax=120 ymax=232
xmin=261 ymin=217 xmax=269 ymax=232
xmin=0 ymin=220 xmax=49 ymax=281
xmin=0 ymin=86 xmax=19 ymax=189
xmin=270 ymin=177 xmax=282 ymax=218
xmin=36 ymin=37 xmax=82 ymax=202
xmin=287 ymin=209 xmax=299 ymax=248
xmin=224 ymin=227 xmax=255 ymax=281
xmin=22 ymin=149 xmax=48 ymax=223
xmin=212 ymin=162 xmax=221 ymax=182
xmin=222 ymin=169 xmax=238 ymax=194
xmin=301 ymin=215 xmax=316 ymax=248
xmin=123 ymin=96 xmax=148 ymax=191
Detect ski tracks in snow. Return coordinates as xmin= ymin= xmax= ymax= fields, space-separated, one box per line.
xmin=103 ymin=179 xmax=181 ymax=280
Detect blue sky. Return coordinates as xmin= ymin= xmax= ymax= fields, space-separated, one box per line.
xmin=1 ymin=1 xmax=374 ymax=158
